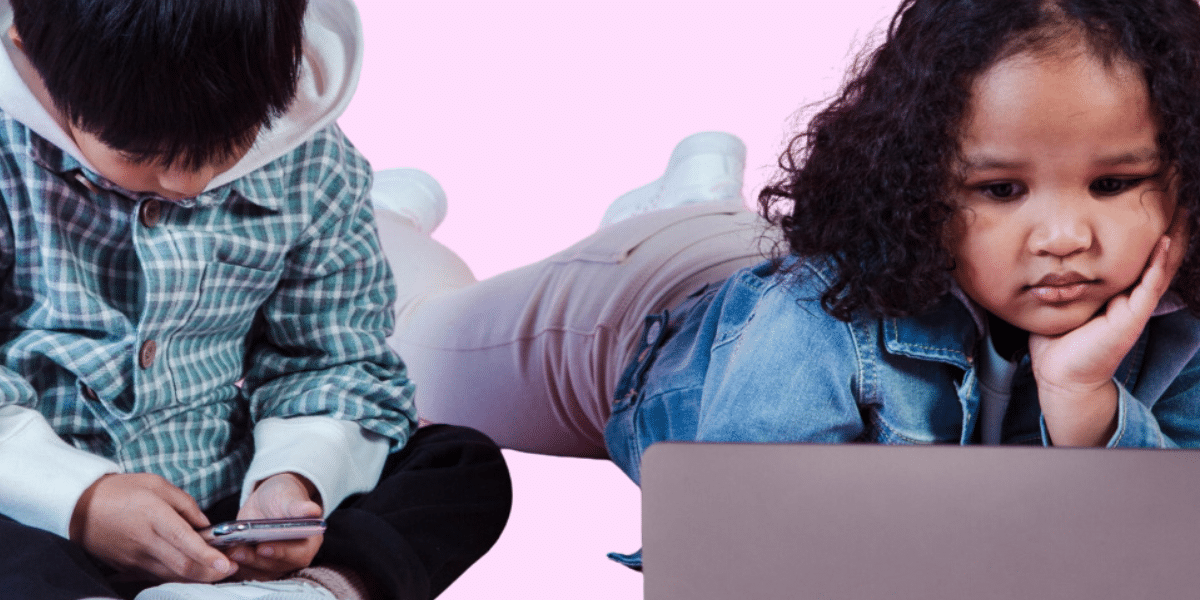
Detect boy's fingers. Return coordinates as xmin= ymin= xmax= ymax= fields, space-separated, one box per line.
xmin=228 ymin=535 xmax=322 ymax=580
xmin=288 ymin=499 xmax=323 ymax=518
xmin=256 ymin=535 xmax=321 ymax=562
xmin=148 ymin=537 xmax=230 ymax=582
xmin=154 ymin=510 xmax=235 ymax=581
xmin=155 ymin=482 xmax=211 ymax=529
xmin=244 ymin=473 xmax=322 ymax=519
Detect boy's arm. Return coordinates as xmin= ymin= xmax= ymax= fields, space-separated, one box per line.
xmin=0 ymin=404 xmax=120 ymax=536
xmin=226 ymin=128 xmax=406 ymax=579
xmin=238 ymin=416 xmax=388 ymax=515
xmin=241 ymin=126 xmax=414 ymax=482
xmin=0 ymin=337 xmax=235 ymax=582
xmin=225 ymin=418 xmax=387 ymax=581
xmin=1 ymin=210 xmax=119 ymax=535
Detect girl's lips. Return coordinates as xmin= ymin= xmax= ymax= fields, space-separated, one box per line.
xmin=1026 ymin=272 xmax=1097 ymax=304
xmin=1028 ymin=282 xmax=1090 ymax=303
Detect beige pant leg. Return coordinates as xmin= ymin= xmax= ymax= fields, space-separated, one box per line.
xmin=380 ymin=201 xmax=772 ymax=458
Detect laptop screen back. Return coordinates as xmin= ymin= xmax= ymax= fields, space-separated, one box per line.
xmin=641 ymin=442 xmax=1200 ymax=600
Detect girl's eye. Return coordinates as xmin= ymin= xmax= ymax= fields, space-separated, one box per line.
xmin=978 ymin=182 xmax=1024 ymax=200
xmin=1090 ymin=177 xmax=1147 ymax=196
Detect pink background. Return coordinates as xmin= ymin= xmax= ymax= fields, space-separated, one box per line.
xmin=338 ymin=1 xmax=899 ymax=597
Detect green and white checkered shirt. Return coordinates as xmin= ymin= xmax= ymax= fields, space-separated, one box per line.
xmin=0 ymin=111 xmax=415 ymax=509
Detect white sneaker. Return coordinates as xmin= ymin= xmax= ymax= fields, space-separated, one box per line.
xmin=599 ymin=131 xmax=746 ymax=227
xmin=370 ymin=168 xmax=448 ymax=234
xmin=134 ymin=579 xmax=336 ymax=600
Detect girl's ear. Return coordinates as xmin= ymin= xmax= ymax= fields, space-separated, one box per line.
xmin=7 ymin=25 xmax=23 ymax=51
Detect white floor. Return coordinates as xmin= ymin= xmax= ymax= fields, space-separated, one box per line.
xmin=339 ymin=2 xmax=900 ymax=597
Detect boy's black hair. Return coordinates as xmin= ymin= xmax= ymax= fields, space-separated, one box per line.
xmin=759 ymin=0 xmax=1200 ymax=321
xmin=11 ymin=0 xmax=308 ymax=170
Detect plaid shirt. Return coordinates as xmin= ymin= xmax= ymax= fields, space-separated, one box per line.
xmin=0 ymin=111 xmax=415 ymax=509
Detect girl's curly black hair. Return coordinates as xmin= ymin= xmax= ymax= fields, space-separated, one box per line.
xmin=759 ymin=0 xmax=1200 ymax=322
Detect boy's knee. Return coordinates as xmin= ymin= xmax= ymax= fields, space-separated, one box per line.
xmin=401 ymin=423 xmax=508 ymax=471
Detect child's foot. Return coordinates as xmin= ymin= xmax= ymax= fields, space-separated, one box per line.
xmin=134 ymin=579 xmax=335 ymax=600
xmin=599 ymin=131 xmax=746 ymax=227
xmin=370 ymin=168 xmax=448 ymax=234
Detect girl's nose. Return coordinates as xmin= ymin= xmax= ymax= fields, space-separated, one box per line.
xmin=1028 ymin=197 xmax=1093 ymax=258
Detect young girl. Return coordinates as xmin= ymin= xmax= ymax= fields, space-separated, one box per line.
xmin=380 ymin=0 xmax=1200 ymax=553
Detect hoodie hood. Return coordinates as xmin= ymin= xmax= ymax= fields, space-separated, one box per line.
xmin=0 ymin=0 xmax=362 ymax=191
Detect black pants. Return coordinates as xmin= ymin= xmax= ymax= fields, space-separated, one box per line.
xmin=0 ymin=425 xmax=512 ymax=600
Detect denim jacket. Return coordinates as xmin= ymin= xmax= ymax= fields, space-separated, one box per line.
xmin=605 ymin=257 xmax=1200 ymax=487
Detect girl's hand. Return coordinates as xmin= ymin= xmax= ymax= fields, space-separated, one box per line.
xmin=1029 ymin=211 xmax=1188 ymax=446
xmin=226 ymin=472 xmax=324 ymax=581
xmin=71 ymin=473 xmax=238 ymax=582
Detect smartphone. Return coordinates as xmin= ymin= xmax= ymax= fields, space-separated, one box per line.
xmin=199 ymin=517 xmax=326 ymax=547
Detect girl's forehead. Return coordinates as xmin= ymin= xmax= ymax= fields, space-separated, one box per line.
xmin=959 ymin=48 xmax=1158 ymax=166
xmin=974 ymin=50 xmax=1144 ymax=106
xmin=972 ymin=23 xmax=1146 ymax=107
xmin=968 ymin=47 xmax=1149 ymax=119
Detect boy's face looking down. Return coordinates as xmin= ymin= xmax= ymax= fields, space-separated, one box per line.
xmin=65 ymin=121 xmax=253 ymax=201
xmin=948 ymin=47 xmax=1176 ymax=337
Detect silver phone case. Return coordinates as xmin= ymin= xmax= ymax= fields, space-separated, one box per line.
xmin=200 ymin=518 xmax=326 ymax=546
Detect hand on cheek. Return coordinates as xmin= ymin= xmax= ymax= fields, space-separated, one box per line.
xmin=227 ymin=472 xmax=324 ymax=581
xmin=1029 ymin=210 xmax=1189 ymax=446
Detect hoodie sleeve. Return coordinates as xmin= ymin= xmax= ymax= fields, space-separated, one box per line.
xmin=0 ymin=405 xmax=121 ymax=537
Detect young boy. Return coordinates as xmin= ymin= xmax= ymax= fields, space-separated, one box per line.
xmin=0 ymin=0 xmax=511 ymax=599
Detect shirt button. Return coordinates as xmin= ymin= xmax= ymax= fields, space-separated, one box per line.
xmin=81 ymin=384 xmax=99 ymax=401
xmin=139 ymin=199 xmax=161 ymax=227
xmin=139 ymin=340 xmax=157 ymax=369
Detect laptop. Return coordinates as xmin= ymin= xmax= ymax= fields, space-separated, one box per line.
xmin=641 ymin=442 xmax=1200 ymax=600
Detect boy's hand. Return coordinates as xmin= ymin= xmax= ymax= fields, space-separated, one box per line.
xmin=227 ymin=472 xmax=324 ymax=581
xmin=71 ymin=473 xmax=237 ymax=582
xmin=1030 ymin=210 xmax=1189 ymax=446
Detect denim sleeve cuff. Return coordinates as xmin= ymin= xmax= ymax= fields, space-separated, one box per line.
xmin=1036 ymin=381 xmax=1166 ymax=448
xmin=0 ymin=406 xmax=121 ymax=537
xmin=241 ymin=416 xmax=389 ymax=516
xmin=1105 ymin=381 xmax=1169 ymax=448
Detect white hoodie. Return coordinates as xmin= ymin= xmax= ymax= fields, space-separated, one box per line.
xmin=0 ymin=0 xmax=388 ymax=537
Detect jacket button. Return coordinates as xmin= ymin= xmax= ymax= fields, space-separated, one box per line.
xmin=139 ymin=199 xmax=161 ymax=227
xmin=645 ymin=321 xmax=662 ymax=344
xmin=81 ymin=384 xmax=99 ymax=401
xmin=139 ymin=340 xmax=157 ymax=369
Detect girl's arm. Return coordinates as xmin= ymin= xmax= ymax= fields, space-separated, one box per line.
xmin=1030 ymin=214 xmax=1188 ymax=446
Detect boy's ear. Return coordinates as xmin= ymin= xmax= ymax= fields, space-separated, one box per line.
xmin=7 ymin=25 xmax=23 ymax=51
